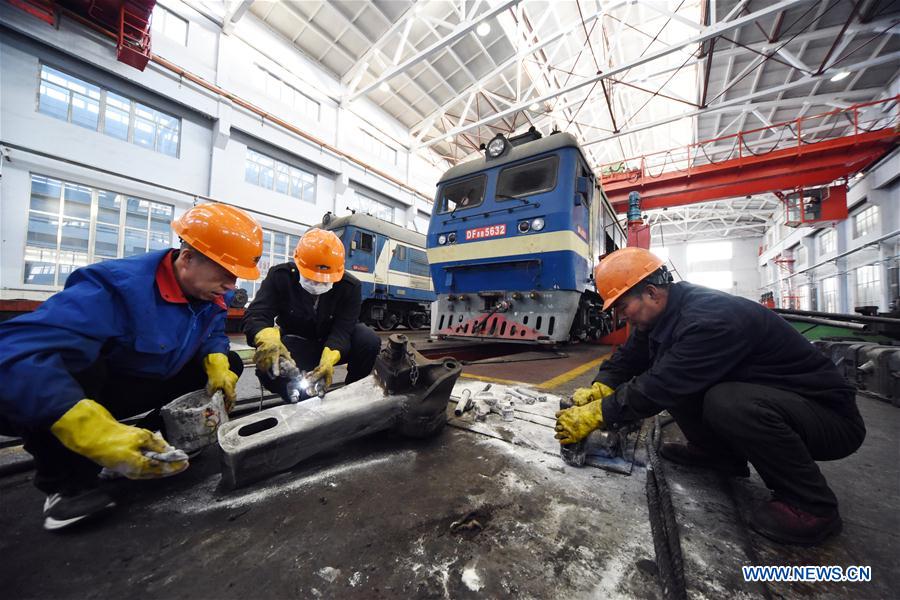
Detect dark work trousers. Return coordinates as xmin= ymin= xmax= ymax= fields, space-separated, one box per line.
xmin=669 ymin=381 xmax=865 ymax=516
xmin=256 ymin=323 xmax=381 ymax=401
xmin=21 ymin=351 xmax=243 ymax=495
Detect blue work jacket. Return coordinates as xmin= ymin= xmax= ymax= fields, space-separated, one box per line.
xmin=596 ymin=282 xmax=859 ymax=427
xmin=0 ymin=250 xmax=231 ymax=428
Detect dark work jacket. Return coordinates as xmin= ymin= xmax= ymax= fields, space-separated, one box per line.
xmin=596 ymin=282 xmax=860 ymax=428
xmin=242 ymin=263 xmax=362 ymax=358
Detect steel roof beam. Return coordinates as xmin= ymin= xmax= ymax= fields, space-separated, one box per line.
xmin=417 ymin=0 xmax=814 ymax=149
xmin=582 ymin=50 xmax=900 ymax=147
xmin=348 ymin=0 xmax=519 ymax=102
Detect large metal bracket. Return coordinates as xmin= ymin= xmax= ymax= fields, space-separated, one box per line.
xmin=218 ymin=335 xmax=462 ymax=488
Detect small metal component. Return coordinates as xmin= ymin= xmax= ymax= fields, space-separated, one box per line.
xmin=454 ymin=389 xmax=473 ymax=416
xmin=474 ymin=400 xmax=491 ymax=421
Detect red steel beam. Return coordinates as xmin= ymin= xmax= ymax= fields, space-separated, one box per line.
xmin=603 ymin=128 xmax=897 ymax=212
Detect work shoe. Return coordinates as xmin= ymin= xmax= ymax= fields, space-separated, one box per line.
xmin=43 ymin=488 xmax=116 ymax=531
xmin=751 ymin=499 xmax=842 ymax=546
xmin=659 ymin=442 xmax=750 ymax=477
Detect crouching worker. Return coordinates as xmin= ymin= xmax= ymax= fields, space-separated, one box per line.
xmin=0 ymin=204 xmax=263 ymax=531
xmin=555 ymin=247 xmax=865 ymax=546
xmin=243 ymin=228 xmax=381 ymax=402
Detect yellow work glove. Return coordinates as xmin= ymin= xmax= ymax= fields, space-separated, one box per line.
xmin=254 ymin=327 xmax=294 ymax=376
xmin=309 ymin=346 xmax=341 ymax=389
xmin=555 ymin=399 xmax=605 ymax=445
xmin=572 ymin=381 xmax=615 ymax=406
xmin=51 ymin=399 xmax=189 ymax=479
xmin=204 ymin=353 xmax=238 ymax=411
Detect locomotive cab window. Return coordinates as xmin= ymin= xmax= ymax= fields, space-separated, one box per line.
xmin=353 ymin=230 xmax=374 ymax=252
xmin=439 ymin=175 xmax=486 ymax=213
xmin=496 ymin=155 xmax=559 ymax=200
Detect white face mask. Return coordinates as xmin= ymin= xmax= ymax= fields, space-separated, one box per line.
xmin=299 ymin=276 xmax=333 ymax=295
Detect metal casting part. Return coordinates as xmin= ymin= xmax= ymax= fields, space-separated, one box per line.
xmin=218 ymin=334 xmax=462 ymax=488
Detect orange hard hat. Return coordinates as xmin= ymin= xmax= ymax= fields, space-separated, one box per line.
xmin=172 ymin=203 xmax=263 ymax=280
xmin=594 ymin=247 xmax=664 ymax=310
xmin=293 ymin=228 xmax=345 ymax=283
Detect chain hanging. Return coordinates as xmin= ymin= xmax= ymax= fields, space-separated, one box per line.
xmin=406 ymin=350 xmax=419 ymax=386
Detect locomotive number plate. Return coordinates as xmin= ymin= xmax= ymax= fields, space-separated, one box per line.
xmin=465 ymin=224 xmax=506 ymax=240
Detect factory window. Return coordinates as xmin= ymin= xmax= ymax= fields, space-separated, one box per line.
xmin=237 ymin=228 xmax=306 ymax=300
xmin=797 ymin=285 xmax=811 ymax=311
xmin=855 ymin=265 xmax=881 ymax=308
xmin=360 ymin=129 xmax=398 ymax=165
xmin=496 ymin=156 xmax=559 ymax=199
xmin=794 ymin=244 xmax=807 ymax=267
xmin=346 ymin=192 xmax=398 ymax=224
xmin=438 ymin=175 xmax=486 ymax=213
xmin=151 ymin=4 xmax=188 ymax=46
xmin=251 ymin=65 xmax=320 ymax=121
xmin=24 ymin=174 xmax=173 ymax=287
xmin=686 ymin=241 xmax=732 ymax=264
xmin=244 ymin=149 xmax=316 ymax=202
xmin=411 ymin=213 xmax=430 ymax=233
xmin=38 ymin=65 xmax=101 ymax=130
xmin=853 ymin=205 xmax=879 ymax=239
xmin=650 ymin=246 xmax=670 ymax=264
xmin=686 ymin=270 xmax=733 ymax=291
xmin=819 ymin=228 xmax=836 ymax=255
xmin=822 ymin=277 xmax=839 ymax=313
xmin=39 ymin=65 xmax=180 ymax=157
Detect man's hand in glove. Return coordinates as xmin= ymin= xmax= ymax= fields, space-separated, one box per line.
xmin=204 ymin=353 xmax=238 ymax=411
xmin=51 ymin=399 xmax=189 ymax=479
xmin=308 ymin=346 xmax=341 ymax=389
xmin=555 ymin=399 xmax=605 ymax=445
xmin=571 ymin=381 xmax=615 ymax=406
xmin=253 ymin=327 xmax=294 ymax=376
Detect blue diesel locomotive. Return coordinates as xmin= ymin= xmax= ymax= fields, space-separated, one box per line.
xmin=426 ymin=129 xmax=625 ymax=344
xmin=319 ymin=212 xmax=435 ymax=330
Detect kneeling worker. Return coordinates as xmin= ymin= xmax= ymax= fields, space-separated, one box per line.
xmin=0 ymin=203 xmax=264 ymax=530
xmin=243 ymin=228 xmax=381 ymax=401
xmin=555 ymin=247 xmax=865 ymax=546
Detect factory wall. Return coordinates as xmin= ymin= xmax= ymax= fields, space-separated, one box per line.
xmin=0 ymin=0 xmax=444 ymax=301
xmin=650 ymin=237 xmax=763 ymax=301
xmin=758 ymin=147 xmax=900 ymax=313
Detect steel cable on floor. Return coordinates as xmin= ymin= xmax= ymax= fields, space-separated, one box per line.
xmin=646 ymin=414 xmax=687 ymax=600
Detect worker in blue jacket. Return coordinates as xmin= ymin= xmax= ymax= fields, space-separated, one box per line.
xmin=555 ymin=247 xmax=865 ymax=546
xmin=0 ymin=203 xmax=263 ymax=531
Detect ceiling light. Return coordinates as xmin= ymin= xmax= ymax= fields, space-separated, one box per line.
xmin=379 ymin=82 xmax=390 ymax=93
xmin=830 ymin=71 xmax=851 ymax=82
xmin=529 ymin=103 xmax=540 ymax=111
xmin=476 ymin=22 xmax=491 ymax=37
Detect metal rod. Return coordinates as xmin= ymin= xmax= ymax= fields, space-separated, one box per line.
xmin=774 ymin=308 xmax=900 ymax=325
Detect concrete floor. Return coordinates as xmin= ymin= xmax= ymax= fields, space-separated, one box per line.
xmin=1 ymin=333 xmax=897 ymax=599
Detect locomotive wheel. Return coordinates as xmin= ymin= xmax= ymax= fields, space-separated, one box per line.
xmin=406 ymin=312 xmax=428 ymax=330
xmin=374 ymin=310 xmax=401 ymax=331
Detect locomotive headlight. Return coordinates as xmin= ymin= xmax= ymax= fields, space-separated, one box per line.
xmin=518 ymin=220 xmax=530 ymax=233
xmin=448 ymin=232 xmax=457 ymax=243
xmin=532 ymin=217 xmax=545 ymax=231
xmin=438 ymin=234 xmax=447 ymax=245
xmin=486 ymin=135 xmax=508 ymax=158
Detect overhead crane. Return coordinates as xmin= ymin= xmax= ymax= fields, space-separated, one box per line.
xmin=601 ymin=97 xmax=899 ymax=221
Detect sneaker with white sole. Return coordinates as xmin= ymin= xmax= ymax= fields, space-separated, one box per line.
xmin=43 ymin=488 xmax=116 ymax=531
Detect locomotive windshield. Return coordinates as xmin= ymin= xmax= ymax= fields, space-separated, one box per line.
xmin=496 ymin=155 xmax=559 ymax=200
xmin=438 ymin=175 xmax=486 ymax=213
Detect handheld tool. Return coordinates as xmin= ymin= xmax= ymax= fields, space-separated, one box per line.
xmin=277 ymin=357 xmax=325 ymax=403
